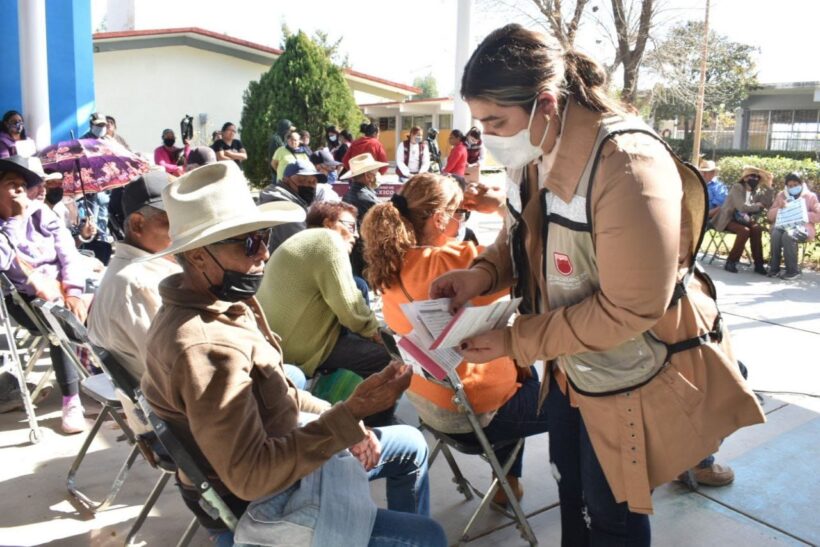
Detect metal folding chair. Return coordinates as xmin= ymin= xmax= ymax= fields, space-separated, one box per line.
xmin=34 ymin=300 xmax=139 ymax=513
xmin=699 ymin=226 xmax=730 ymax=264
xmin=419 ymin=373 xmax=538 ymax=545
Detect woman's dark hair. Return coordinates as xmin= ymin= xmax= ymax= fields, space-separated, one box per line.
xmin=306 ymin=200 xmax=357 ymax=228
xmin=450 ymin=129 xmax=465 ymax=142
xmin=2 ymin=110 xmax=26 ymax=139
xmin=340 ymin=130 xmax=353 ymax=142
xmin=461 ymin=23 xmax=626 ymax=115
xmin=221 ymin=122 xmax=235 ymax=132
xmin=360 ymin=122 xmax=379 ymax=137
xmin=467 ymin=126 xmax=482 ymax=139
xmin=299 ymin=130 xmax=310 ymax=140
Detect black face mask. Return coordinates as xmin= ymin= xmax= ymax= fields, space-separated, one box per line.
xmin=747 ymin=179 xmax=759 ymax=191
xmin=297 ymin=185 xmax=316 ymax=204
xmin=163 ymin=137 xmax=176 ymax=147
xmin=203 ymin=248 xmax=264 ymax=302
xmin=45 ymin=187 xmax=64 ymax=205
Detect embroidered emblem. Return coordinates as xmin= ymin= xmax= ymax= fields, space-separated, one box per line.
xmin=554 ymin=252 xmax=573 ymax=276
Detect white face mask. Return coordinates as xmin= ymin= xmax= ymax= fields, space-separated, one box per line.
xmin=91 ymin=125 xmax=107 ymax=138
xmin=456 ymin=218 xmax=467 ymax=241
xmin=482 ymin=98 xmax=550 ymax=170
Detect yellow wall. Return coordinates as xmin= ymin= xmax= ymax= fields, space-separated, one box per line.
xmin=379 ymin=130 xmax=397 ymax=160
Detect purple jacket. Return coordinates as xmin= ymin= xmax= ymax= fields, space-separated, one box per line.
xmin=0 ymin=202 xmax=88 ymax=298
xmin=0 ymin=132 xmax=17 ymax=159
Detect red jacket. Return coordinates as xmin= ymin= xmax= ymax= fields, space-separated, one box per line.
xmin=442 ymin=141 xmax=467 ymax=177
xmin=342 ymin=136 xmax=388 ymax=174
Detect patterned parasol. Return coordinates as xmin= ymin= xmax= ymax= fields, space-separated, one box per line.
xmin=38 ymin=138 xmax=150 ymax=196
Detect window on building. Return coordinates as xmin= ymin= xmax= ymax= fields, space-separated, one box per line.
xmin=378 ymin=117 xmax=396 ymax=131
xmin=746 ymin=109 xmax=819 ymax=152
xmin=438 ymin=114 xmax=452 ymax=129
xmin=401 ymin=115 xmax=433 ymax=132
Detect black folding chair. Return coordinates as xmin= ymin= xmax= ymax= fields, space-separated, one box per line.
xmin=136 ymin=390 xmax=239 ymax=543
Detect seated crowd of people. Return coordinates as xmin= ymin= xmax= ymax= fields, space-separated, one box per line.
xmin=0 ymin=96 xmax=815 ymax=545
xmin=702 ymin=160 xmax=820 ymax=280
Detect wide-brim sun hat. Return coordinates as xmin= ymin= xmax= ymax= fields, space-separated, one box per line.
xmin=698 ymin=159 xmax=719 ymax=173
xmin=340 ymin=153 xmax=388 ymax=180
xmin=137 ymin=161 xmax=304 ymax=261
xmin=0 ymin=155 xmax=62 ymax=188
xmin=740 ymin=165 xmax=773 ymax=187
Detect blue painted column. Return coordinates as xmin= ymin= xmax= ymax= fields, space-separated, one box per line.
xmin=0 ymin=0 xmax=22 ymax=116
xmin=45 ymin=0 xmax=95 ymax=143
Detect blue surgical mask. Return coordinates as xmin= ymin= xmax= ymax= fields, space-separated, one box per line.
xmin=788 ymin=186 xmax=802 ymax=198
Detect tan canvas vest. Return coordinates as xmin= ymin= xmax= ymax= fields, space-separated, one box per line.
xmin=512 ymin=114 xmax=712 ymax=396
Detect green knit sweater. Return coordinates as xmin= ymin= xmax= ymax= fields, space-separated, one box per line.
xmin=258 ymin=228 xmax=379 ymax=376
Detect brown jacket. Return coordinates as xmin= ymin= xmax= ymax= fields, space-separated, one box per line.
xmin=713 ymin=182 xmax=774 ymax=231
xmin=141 ymin=274 xmax=366 ymax=501
xmin=472 ymin=101 xmax=765 ymax=513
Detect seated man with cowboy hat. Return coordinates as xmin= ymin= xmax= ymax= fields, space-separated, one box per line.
xmin=139 ymin=161 xmax=444 ymax=546
xmin=713 ymin=165 xmax=775 ymax=274
xmin=341 ymin=153 xmax=389 ymax=277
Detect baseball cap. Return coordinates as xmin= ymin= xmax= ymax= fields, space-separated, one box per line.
xmin=310 ymin=149 xmax=341 ymax=168
xmin=284 ymin=159 xmax=327 ymax=183
xmin=122 ymin=170 xmax=170 ymax=217
xmin=89 ymin=112 xmax=107 ymax=126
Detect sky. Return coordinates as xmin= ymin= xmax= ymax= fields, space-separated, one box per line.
xmin=92 ymin=0 xmax=820 ymax=97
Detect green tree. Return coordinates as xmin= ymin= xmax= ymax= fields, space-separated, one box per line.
xmin=647 ymin=21 xmax=758 ymax=137
xmin=412 ymin=73 xmax=439 ymax=99
xmin=240 ymin=31 xmax=364 ymax=185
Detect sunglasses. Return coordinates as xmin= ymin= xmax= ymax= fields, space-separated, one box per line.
xmin=338 ymin=219 xmax=358 ymax=235
xmin=217 ymin=229 xmax=272 ymax=256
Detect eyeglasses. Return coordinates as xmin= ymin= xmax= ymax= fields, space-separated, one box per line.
xmin=217 ymin=229 xmax=271 ymax=256
xmin=338 ymin=219 xmax=358 ymax=235
xmin=455 ymin=208 xmax=471 ymax=221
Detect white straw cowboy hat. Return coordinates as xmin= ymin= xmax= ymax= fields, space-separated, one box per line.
xmin=340 ymin=153 xmax=388 ymax=180
xmin=698 ymin=159 xmax=719 ymax=173
xmin=138 ymin=161 xmax=304 ymax=261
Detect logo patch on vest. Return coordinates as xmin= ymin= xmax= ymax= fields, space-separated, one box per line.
xmin=554 ymin=253 xmax=573 ymax=276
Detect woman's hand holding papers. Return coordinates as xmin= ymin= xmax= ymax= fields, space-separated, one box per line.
xmin=458 ymin=328 xmax=508 ymax=363
xmin=429 ymin=268 xmax=492 ymax=314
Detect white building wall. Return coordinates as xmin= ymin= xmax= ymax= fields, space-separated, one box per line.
xmin=94 ymin=46 xmax=268 ymax=156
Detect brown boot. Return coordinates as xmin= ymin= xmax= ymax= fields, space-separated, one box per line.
xmin=677 ymin=463 xmax=735 ymax=487
xmin=492 ymin=475 xmax=524 ymax=507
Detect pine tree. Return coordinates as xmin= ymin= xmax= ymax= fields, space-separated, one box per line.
xmin=240 ymin=31 xmax=365 ymax=186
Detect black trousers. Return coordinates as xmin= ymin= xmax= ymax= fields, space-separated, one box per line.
xmin=4 ymin=295 xmax=79 ymax=397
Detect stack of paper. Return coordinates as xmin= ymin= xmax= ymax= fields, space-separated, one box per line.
xmin=775 ymin=199 xmax=808 ymax=227
xmin=396 ymin=297 xmax=521 ymax=381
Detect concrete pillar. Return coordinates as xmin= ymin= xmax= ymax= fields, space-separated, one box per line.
xmin=46 ymin=0 xmax=96 ymax=142
xmin=0 ymin=1 xmax=22 ymax=113
xmin=18 ymin=0 xmax=51 ymax=148
xmin=453 ymin=0 xmax=472 ymax=132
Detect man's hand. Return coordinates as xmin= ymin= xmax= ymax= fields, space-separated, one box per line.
xmin=344 ymin=362 xmax=412 ymax=420
xmin=462 ymin=182 xmax=506 ymax=214
xmin=429 ymin=268 xmax=493 ymax=314
xmin=458 ymin=328 xmax=508 ymax=363
xmin=349 ymin=429 xmax=381 ymax=471
xmin=64 ymin=295 xmax=88 ymax=324
xmin=29 ymin=272 xmax=62 ymax=302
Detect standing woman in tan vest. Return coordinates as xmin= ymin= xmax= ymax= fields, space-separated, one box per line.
xmin=431 ymin=24 xmax=764 ymax=546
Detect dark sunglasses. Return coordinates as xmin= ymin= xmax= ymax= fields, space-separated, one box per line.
xmin=217 ymin=229 xmax=271 ymax=256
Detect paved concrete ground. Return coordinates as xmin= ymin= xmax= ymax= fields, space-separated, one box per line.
xmin=0 ymin=210 xmax=818 ymax=546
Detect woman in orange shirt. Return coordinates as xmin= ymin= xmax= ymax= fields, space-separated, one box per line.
xmin=361 ymin=173 xmax=548 ymax=505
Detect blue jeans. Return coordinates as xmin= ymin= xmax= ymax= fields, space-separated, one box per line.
xmin=367 ymin=508 xmax=447 ymax=547
xmin=546 ymin=374 xmax=650 ymax=547
xmin=368 ymin=425 xmax=430 ymax=515
xmin=283 ymin=364 xmax=307 ymax=390
xmin=447 ymin=372 xmax=548 ymax=477
xmin=207 ymin=424 xmax=431 ymax=544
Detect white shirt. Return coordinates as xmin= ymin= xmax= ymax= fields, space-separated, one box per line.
xmin=395 ymin=139 xmax=431 ymax=177
xmin=87 ymin=242 xmax=181 ymax=380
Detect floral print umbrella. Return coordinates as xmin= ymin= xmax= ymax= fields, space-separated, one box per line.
xmin=38 ymin=138 xmax=150 ymax=196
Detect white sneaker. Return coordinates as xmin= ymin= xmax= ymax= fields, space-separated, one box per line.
xmin=61 ymin=398 xmax=86 ymax=434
